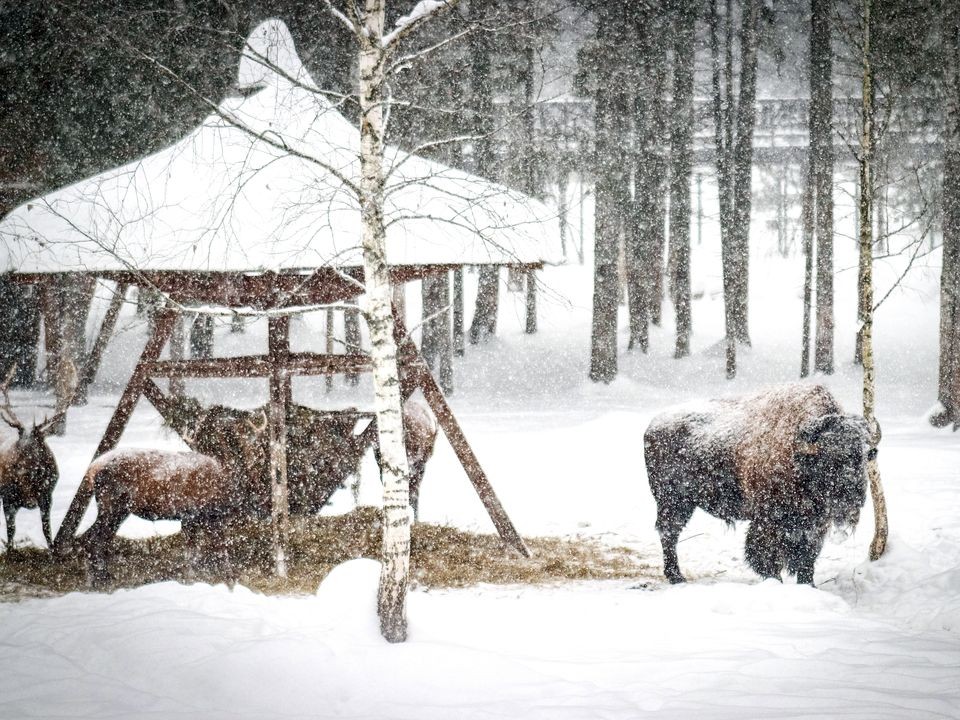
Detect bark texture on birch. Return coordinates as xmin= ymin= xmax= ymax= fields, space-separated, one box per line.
xmin=358 ymin=0 xmax=412 ymax=643
xmin=858 ymin=0 xmax=887 ymax=561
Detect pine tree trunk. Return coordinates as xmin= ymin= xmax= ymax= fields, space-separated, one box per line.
xmin=858 ymin=0 xmax=887 ymax=561
xmin=811 ymin=0 xmax=835 ymax=374
xmin=344 ymin=299 xmax=362 ymax=386
xmin=729 ymin=0 xmax=760 ymax=346
xmin=467 ymin=0 xmax=499 ymax=342
xmin=800 ymin=158 xmax=814 ymax=377
xmin=934 ymin=0 xmax=960 ymax=429
xmin=591 ymin=5 xmax=629 ymax=381
xmin=0 ymin=276 xmax=40 ymax=387
xmin=627 ymin=7 xmax=665 ymax=353
xmin=669 ymin=0 xmax=696 ymax=359
xmin=358 ymin=0 xmax=411 ymax=643
xmin=711 ymin=0 xmax=736 ymax=377
xmin=422 ymin=273 xmax=453 ymax=394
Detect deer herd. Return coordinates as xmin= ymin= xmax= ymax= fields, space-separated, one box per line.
xmin=0 ymin=366 xmax=439 ymax=585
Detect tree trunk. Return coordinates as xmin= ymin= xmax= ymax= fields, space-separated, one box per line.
xmin=590 ymin=5 xmax=630 ymax=381
xmin=169 ymin=313 xmax=187 ymax=398
xmin=467 ymin=0 xmax=499 ymax=342
xmin=344 ymin=299 xmax=362 ymax=386
xmin=934 ymin=0 xmax=960 ymax=429
xmin=189 ymin=314 xmax=214 ymax=359
xmin=711 ymin=0 xmax=736 ymax=377
xmin=627 ymin=6 xmax=666 ymax=353
xmin=811 ymin=0 xmax=835 ymax=374
xmin=729 ymin=0 xmax=760 ymax=347
xmin=358 ymin=0 xmax=412 ymax=643
xmin=468 ymin=267 xmax=499 ymax=343
xmin=422 ymin=273 xmax=453 ymax=394
xmin=0 ymin=276 xmax=40 ymax=387
xmin=858 ymin=0 xmax=887 ymax=561
xmin=669 ymin=0 xmax=696 ymax=359
xmin=800 ymin=157 xmax=815 ymax=377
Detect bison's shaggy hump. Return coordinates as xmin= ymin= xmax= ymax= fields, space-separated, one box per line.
xmin=729 ymin=384 xmax=841 ymax=509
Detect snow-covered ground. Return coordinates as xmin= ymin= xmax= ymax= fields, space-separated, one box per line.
xmin=1 ymin=200 xmax=958 ymax=718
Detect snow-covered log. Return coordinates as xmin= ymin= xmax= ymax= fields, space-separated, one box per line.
xmin=643 ymin=384 xmax=877 ymax=585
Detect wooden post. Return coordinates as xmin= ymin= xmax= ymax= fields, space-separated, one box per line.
xmin=267 ymin=314 xmax=291 ymax=577
xmin=54 ymin=309 xmax=177 ymax=551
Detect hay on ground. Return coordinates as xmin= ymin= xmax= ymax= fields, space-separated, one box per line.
xmin=0 ymin=507 xmax=656 ymax=600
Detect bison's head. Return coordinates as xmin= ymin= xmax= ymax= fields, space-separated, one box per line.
xmin=795 ymin=413 xmax=877 ymax=528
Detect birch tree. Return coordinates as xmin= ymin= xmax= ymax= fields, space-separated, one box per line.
xmin=856 ymin=0 xmax=887 ymax=561
xmin=324 ymin=0 xmax=458 ymax=643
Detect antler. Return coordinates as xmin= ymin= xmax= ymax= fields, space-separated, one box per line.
xmin=0 ymin=364 xmax=25 ymax=432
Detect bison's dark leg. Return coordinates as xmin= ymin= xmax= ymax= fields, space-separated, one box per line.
xmin=656 ymin=502 xmax=695 ymax=584
xmin=3 ymin=501 xmax=16 ymax=548
xmin=744 ymin=519 xmax=786 ymax=581
xmin=409 ymin=460 xmax=426 ymax=522
xmin=785 ymin=520 xmax=825 ymax=586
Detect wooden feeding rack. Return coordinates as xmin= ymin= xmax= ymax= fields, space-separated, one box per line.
xmin=43 ymin=264 xmax=534 ymax=561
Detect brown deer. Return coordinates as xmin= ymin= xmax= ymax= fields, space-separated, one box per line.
xmin=76 ymin=448 xmax=238 ymax=584
xmin=0 ymin=366 xmax=66 ymax=550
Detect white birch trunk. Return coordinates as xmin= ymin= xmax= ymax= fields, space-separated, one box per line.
xmin=858 ymin=0 xmax=888 ymax=561
xmin=358 ymin=0 xmax=412 ymax=644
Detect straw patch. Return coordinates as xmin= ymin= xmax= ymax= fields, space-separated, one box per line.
xmin=0 ymin=507 xmax=654 ymax=600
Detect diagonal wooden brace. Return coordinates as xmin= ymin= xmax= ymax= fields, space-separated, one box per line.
xmin=53 ymin=309 xmax=177 ymax=552
xmin=392 ymin=310 xmax=530 ymax=558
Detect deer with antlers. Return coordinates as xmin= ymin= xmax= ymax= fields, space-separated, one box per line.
xmin=0 ymin=366 xmax=68 ymax=550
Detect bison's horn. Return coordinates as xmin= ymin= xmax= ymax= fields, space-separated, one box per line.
xmin=246 ymin=409 xmax=268 ymax=434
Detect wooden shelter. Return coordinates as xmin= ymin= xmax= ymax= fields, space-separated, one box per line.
xmin=0 ymin=20 xmax=560 ymax=563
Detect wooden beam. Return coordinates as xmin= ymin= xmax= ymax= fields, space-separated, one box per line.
xmin=54 ymin=309 xmax=177 ymax=551
xmin=145 ymin=353 xmax=372 ymax=378
xmin=393 ymin=312 xmax=530 ymax=557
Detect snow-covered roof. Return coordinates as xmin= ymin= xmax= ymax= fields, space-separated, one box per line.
xmin=0 ymin=20 xmax=560 ymax=275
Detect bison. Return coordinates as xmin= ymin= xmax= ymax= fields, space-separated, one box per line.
xmin=164 ymin=396 xmax=438 ymax=519
xmin=77 ymin=449 xmax=238 ymax=583
xmin=643 ymin=384 xmax=878 ymax=585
